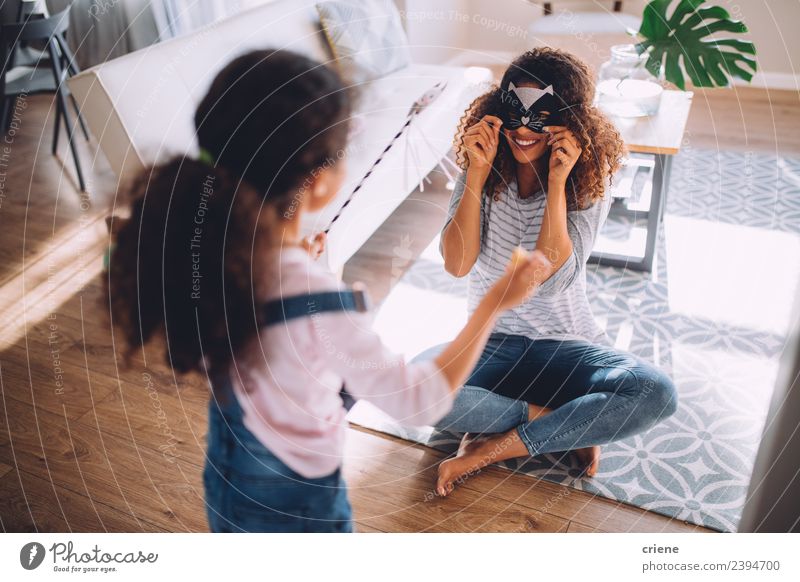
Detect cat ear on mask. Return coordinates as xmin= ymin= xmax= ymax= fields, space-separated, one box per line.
xmin=508 ymin=82 xmax=555 ymax=112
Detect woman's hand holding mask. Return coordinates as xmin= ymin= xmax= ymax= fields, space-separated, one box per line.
xmin=545 ymin=125 xmax=581 ymax=187
xmin=464 ymin=115 xmax=503 ymax=185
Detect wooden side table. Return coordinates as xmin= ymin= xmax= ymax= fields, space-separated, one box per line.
xmin=589 ymin=90 xmax=693 ymax=272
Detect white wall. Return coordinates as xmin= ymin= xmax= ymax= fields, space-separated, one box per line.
xmin=402 ymin=0 xmax=800 ymax=88
xmin=625 ymin=0 xmax=799 ymax=80
xmin=401 ymin=0 xmax=540 ymax=62
xmin=400 ymin=0 xmax=471 ymax=63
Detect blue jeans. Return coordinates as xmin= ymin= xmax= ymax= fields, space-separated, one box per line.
xmin=203 ymin=395 xmax=353 ymax=533
xmin=424 ymin=334 xmax=677 ymax=456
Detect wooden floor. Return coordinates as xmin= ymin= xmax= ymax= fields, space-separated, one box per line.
xmin=1 ymin=78 xmax=797 ymax=533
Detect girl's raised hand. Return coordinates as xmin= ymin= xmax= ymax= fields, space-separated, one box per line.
xmin=464 ymin=115 xmax=503 ymax=182
xmin=488 ymin=247 xmax=552 ymax=311
xmin=544 ymin=125 xmax=581 ymax=187
xmin=301 ymin=232 xmax=327 ymax=260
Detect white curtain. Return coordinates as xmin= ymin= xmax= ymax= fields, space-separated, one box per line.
xmin=152 ymin=0 xmax=246 ymax=39
xmin=46 ymin=0 xmax=261 ymax=68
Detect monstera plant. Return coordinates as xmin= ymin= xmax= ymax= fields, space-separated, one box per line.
xmin=634 ymin=0 xmax=758 ymax=90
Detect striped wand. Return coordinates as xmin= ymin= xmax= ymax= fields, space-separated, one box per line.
xmin=323 ymin=81 xmax=447 ymax=234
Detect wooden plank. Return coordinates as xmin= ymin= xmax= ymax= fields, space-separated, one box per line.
xmin=0 ymin=222 xmax=108 ymax=353
xmin=77 ymin=373 xmax=209 ymax=470
xmin=0 ymin=467 xmax=166 ymax=532
xmin=0 ymin=342 xmax=119 ymax=422
xmin=0 ymin=274 xmax=210 ymax=426
xmin=0 ymin=396 xmax=208 ymax=532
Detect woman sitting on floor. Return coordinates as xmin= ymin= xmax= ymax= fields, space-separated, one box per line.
xmin=433 ymin=47 xmax=678 ymax=495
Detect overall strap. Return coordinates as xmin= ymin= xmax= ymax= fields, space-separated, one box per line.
xmin=211 ymin=288 xmax=370 ymax=412
xmin=261 ymin=289 xmax=369 ymax=327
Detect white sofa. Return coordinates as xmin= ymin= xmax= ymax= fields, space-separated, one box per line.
xmin=67 ymin=0 xmax=491 ymax=271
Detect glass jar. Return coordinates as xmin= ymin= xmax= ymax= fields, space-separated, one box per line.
xmin=596 ymin=44 xmax=664 ymax=117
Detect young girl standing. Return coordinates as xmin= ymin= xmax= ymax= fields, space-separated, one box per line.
xmin=107 ymin=49 xmax=548 ymax=532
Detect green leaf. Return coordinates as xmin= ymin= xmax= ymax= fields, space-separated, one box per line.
xmin=638 ymin=0 xmax=671 ymax=39
xmin=664 ymin=51 xmax=684 ymax=89
xmin=667 ymin=0 xmax=704 ymax=28
xmin=685 ymin=52 xmax=712 ymax=86
xmin=707 ymin=39 xmax=756 ymax=55
xmin=637 ymin=0 xmax=758 ymax=89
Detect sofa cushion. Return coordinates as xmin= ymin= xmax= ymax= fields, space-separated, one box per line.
xmin=317 ymin=0 xmax=410 ymax=85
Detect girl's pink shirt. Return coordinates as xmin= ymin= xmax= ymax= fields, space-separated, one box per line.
xmin=228 ymin=248 xmax=453 ymax=478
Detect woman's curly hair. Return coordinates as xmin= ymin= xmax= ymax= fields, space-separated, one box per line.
xmin=455 ymin=47 xmax=625 ymax=210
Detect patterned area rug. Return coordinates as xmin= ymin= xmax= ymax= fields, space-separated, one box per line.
xmin=348 ymin=148 xmax=800 ymax=532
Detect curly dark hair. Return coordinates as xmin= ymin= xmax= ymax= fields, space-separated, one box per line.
xmin=455 ymin=47 xmax=625 ymax=210
xmin=107 ymin=49 xmax=350 ymax=380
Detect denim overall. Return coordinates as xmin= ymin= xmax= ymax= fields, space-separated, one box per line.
xmin=203 ymin=290 xmax=366 ymax=532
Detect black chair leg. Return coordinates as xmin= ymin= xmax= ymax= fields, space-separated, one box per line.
xmin=58 ymin=91 xmax=86 ymax=191
xmin=69 ymin=92 xmax=89 ymax=141
xmin=6 ymin=43 xmax=19 ymax=72
xmin=48 ymin=42 xmax=86 ymax=192
xmin=1 ymin=96 xmax=14 ymax=133
xmin=55 ymin=34 xmax=78 ymax=74
xmin=52 ymin=96 xmax=62 ymax=154
xmin=55 ymin=35 xmax=89 ymax=141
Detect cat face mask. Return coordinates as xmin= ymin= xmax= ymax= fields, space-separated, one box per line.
xmin=498 ymin=81 xmax=561 ymax=134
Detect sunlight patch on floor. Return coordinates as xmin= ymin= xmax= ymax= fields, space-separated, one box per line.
xmin=0 ymin=220 xmax=106 ymax=350
xmin=663 ymin=215 xmax=800 ymax=336
xmin=373 ymin=281 xmax=467 ymax=359
xmin=670 ymin=341 xmax=779 ymax=421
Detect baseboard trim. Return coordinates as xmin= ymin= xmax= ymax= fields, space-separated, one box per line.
xmin=733 ymin=72 xmax=799 ymax=91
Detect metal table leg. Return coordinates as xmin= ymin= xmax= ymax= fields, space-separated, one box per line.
xmin=639 ymin=153 xmax=668 ymax=272
xmin=588 ymin=152 xmax=672 ymax=273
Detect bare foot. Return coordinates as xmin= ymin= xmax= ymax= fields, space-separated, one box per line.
xmin=436 ymin=431 xmax=527 ymax=496
xmin=573 ymin=445 xmax=601 ymax=477
xmin=436 ymin=454 xmax=478 ymax=497
xmin=456 ymin=432 xmax=486 ymax=455
xmin=434 ymin=434 xmax=483 ymax=497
